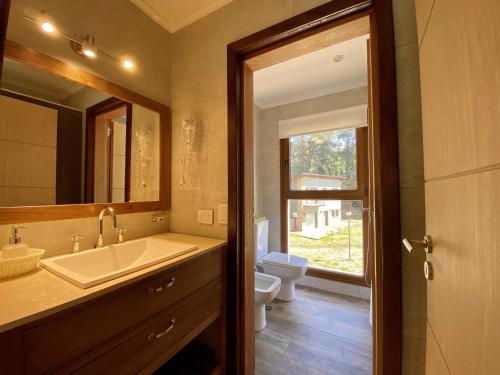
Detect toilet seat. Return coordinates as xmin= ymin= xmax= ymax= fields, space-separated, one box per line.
xmin=261 ymin=251 xmax=307 ymax=270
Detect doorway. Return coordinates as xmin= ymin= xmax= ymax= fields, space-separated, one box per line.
xmin=253 ymin=15 xmax=372 ymax=375
xmin=85 ymin=98 xmax=132 ymax=203
xmin=227 ymin=1 xmax=400 ymax=375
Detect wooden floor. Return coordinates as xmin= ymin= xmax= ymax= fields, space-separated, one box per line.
xmin=255 ymin=286 xmax=372 ymax=375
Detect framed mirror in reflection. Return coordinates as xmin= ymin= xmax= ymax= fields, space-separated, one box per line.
xmin=0 ymin=57 xmax=161 ymax=207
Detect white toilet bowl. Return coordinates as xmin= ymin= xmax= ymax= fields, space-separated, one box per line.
xmin=254 ymin=272 xmax=281 ymax=331
xmin=254 ymin=218 xmax=308 ymax=302
xmin=258 ymin=251 xmax=307 ymax=301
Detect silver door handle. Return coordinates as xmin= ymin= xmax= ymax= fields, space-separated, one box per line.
xmin=402 ymin=235 xmax=433 ymax=253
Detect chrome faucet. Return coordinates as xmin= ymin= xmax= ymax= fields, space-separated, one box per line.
xmin=95 ymin=207 xmax=117 ymax=248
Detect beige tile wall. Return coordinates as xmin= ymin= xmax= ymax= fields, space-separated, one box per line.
xmin=0 ymin=211 xmax=169 ymax=258
xmin=170 ymin=0 xmax=426 ymax=373
xmin=254 ymin=87 xmax=368 ymax=252
xmin=170 ymin=0 xmax=334 ymax=240
xmin=393 ymin=0 xmax=427 ymax=374
xmin=0 ymin=96 xmax=57 ymax=206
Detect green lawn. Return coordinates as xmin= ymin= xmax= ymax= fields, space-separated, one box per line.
xmin=290 ymin=220 xmax=363 ymax=275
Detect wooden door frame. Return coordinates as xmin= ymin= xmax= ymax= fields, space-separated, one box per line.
xmin=84 ymin=97 xmax=132 ymax=203
xmin=227 ymin=1 xmax=401 ymax=374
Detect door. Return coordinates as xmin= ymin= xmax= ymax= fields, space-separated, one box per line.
xmin=417 ymin=0 xmax=500 ymax=374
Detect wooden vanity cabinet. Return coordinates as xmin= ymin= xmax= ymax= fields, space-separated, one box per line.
xmin=0 ymin=246 xmax=226 ymax=375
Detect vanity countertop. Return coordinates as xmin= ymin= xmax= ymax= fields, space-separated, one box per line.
xmin=0 ymin=233 xmax=226 ymax=333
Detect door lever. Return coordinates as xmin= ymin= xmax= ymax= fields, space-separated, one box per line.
xmin=402 ymin=235 xmax=433 ymax=254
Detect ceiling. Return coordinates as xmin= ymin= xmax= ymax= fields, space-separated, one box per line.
xmin=1 ymin=58 xmax=85 ymax=103
xmin=254 ymin=35 xmax=369 ymax=108
xmin=129 ymin=0 xmax=234 ymax=33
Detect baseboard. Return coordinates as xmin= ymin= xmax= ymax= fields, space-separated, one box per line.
xmin=296 ymin=275 xmax=371 ymax=300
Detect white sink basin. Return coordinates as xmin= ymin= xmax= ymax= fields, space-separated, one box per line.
xmin=40 ymin=237 xmax=197 ymax=288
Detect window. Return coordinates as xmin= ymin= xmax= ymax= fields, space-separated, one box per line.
xmin=280 ymin=126 xmax=368 ymax=284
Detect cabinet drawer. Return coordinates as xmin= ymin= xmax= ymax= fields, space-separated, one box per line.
xmin=73 ymin=281 xmax=222 ymax=375
xmin=23 ymin=248 xmax=222 ymax=374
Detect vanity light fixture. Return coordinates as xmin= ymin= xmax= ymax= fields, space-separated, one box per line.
xmin=24 ymin=15 xmax=138 ymax=71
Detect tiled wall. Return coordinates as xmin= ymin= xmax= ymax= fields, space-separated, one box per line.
xmin=254 ymin=87 xmax=368 ymax=252
xmin=0 ymin=96 xmax=57 ymax=206
xmin=0 ymin=211 xmax=169 ymax=258
xmin=393 ymin=1 xmax=427 ymax=374
xmin=169 ymin=0 xmax=341 ymax=240
xmin=170 ymin=0 xmax=426 ymax=373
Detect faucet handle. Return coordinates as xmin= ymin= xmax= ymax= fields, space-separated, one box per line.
xmin=116 ymin=227 xmax=127 ymax=243
xmin=70 ymin=234 xmax=84 ymax=253
xmin=151 ymin=215 xmax=165 ymax=223
xmin=10 ymin=225 xmax=27 ymax=244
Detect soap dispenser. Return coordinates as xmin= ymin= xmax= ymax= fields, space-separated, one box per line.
xmin=1 ymin=226 xmax=29 ymax=256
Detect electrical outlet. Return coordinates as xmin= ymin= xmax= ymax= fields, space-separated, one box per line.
xmin=218 ymin=204 xmax=228 ymax=224
xmin=197 ymin=209 xmax=214 ymax=225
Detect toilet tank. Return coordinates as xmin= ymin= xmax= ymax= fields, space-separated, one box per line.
xmin=254 ymin=219 xmax=269 ymax=260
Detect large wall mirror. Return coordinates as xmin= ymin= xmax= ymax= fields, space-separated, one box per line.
xmin=0 ymin=0 xmax=170 ymax=223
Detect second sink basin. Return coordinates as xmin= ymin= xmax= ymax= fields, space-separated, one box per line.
xmin=40 ymin=237 xmax=198 ymax=288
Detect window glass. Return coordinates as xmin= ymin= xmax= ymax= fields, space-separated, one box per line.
xmin=288 ymin=199 xmax=364 ymax=275
xmin=289 ymin=128 xmax=357 ymax=191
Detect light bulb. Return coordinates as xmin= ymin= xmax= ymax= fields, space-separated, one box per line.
xmin=82 ymin=49 xmax=96 ymax=58
xmin=122 ymin=59 xmax=134 ymax=70
xmin=41 ymin=22 xmax=55 ymax=33
xmin=81 ymin=36 xmax=97 ymax=59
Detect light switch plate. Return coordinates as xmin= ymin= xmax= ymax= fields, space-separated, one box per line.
xmin=218 ymin=204 xmax=228 ymax=225
xmin=197 ymin=209 xmax=214 ymax=225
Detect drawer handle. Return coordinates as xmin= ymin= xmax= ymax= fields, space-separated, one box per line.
xmin=148 ymin=318 xmax=175 ymax=341
xmin=147 ymin=276 xmax=176 ymax=294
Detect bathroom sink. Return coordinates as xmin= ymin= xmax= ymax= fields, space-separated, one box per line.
xmin=40 ymin=237 xmax=197 ymax=288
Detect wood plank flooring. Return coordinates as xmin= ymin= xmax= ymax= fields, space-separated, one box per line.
xmin=255 ymin=286 xmax=372 ymax=375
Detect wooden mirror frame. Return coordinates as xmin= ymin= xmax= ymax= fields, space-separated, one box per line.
xmin=0 ymin=39 xmax=171 ymax=224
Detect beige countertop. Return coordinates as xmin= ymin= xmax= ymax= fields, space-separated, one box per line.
xmin=0 ymin=233 xmax=226 ymax=333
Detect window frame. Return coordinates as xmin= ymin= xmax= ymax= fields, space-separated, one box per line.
xmin=280 ymin=126 xmax=370 ymax=285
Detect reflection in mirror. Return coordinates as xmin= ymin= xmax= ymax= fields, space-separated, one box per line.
xmin=0 ymin=57 xmax=160 ymax=207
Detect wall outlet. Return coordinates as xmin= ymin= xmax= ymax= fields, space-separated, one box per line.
xmin=218 ymin=204 xmax=228 ymax=224
xmin=197 ymin=209 xmax=214 ymax=225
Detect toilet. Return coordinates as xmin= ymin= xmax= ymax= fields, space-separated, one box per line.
xmin=254 ymin=272 xmax=281 ymax=331
xmin=254 ymin=218 xmax=308 ymax=301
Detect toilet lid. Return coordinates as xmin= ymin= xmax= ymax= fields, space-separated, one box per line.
xmin=262 ymin=251 xmax=308 ymax=270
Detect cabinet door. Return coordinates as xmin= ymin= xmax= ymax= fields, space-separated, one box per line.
xmin=73 ymin=281 xmax=222 ymax=375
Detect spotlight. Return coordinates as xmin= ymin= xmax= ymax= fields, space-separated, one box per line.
xmin=122 ymin=59 xmax=134 ymax=71
xmin=40 ymin=22 xmax=55 ymax=33
xmin=81 ymin=35 xmax=97 ymax=59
